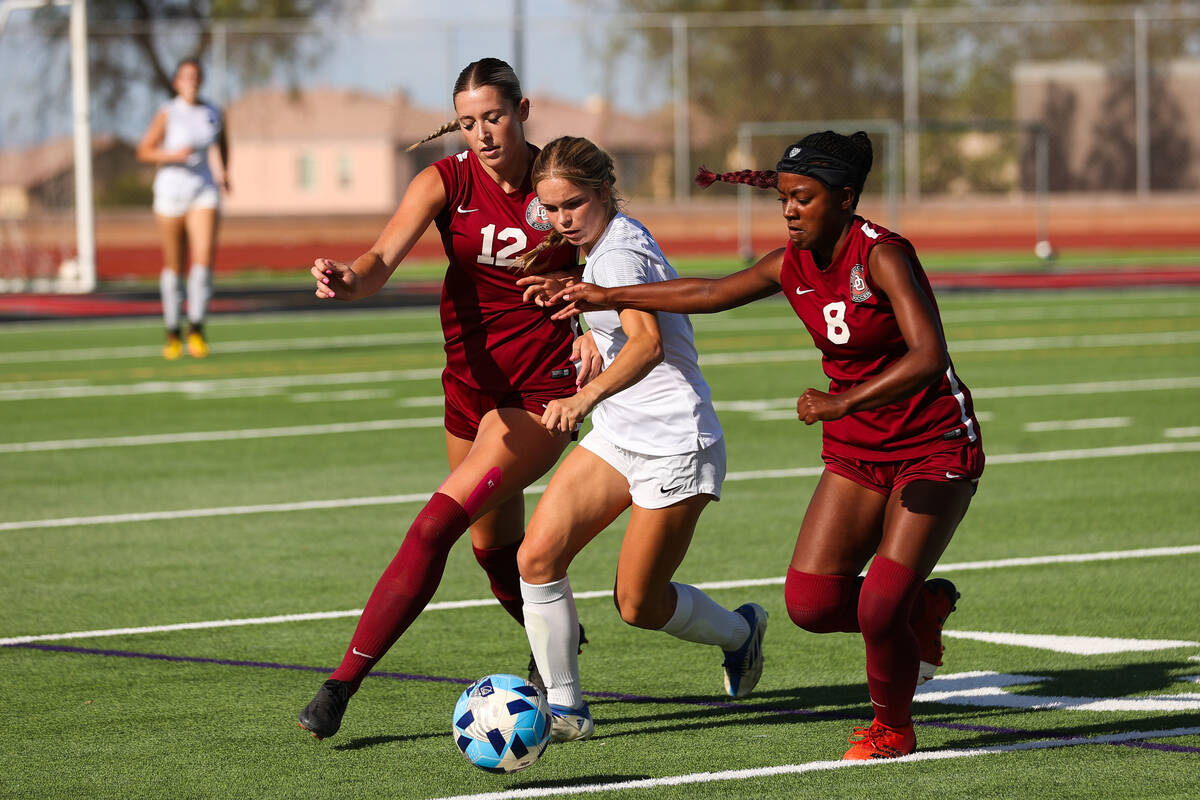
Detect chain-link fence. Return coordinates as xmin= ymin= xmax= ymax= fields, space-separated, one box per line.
xmin=1 ymin=4 xmax=1198 ymax=286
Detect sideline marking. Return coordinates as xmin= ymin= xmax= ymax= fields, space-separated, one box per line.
xmin=421 ymin=727 xmax=1200 ymax=800
xmin=915 ymin=671 xmax=1200 ymax=712
xmin=1023 ymin=417 xmax=1131 ymax=432
xmin=0 ymin=331 xmax=444 ymax=364
xmin=0 ymin=418 xmax=444 ymax=453
xmin=2 ymin=545 xmax=1196 ymax=646
xmin=5 ymin=441 xmax=1200 ymax=533
xmin=940 ymin=631 xmax=1199 ymax=655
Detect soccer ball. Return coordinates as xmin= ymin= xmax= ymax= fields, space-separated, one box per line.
xmin=452 ymin=673 xmax=551 ymax=774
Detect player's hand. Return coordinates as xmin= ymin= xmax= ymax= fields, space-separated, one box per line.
xmin=541 ymin=392 xmax=594 ymax=433
xmin=572 ymin=330 xmax=603 ymax=387
xmin=517 ymin=271 xmax=577 ymax=307
xmin=166 ymin=146 xmax=193 ymax=164
xmin=546 ymin=282 xmax=611 ymax=320
xmin=312 ymin=257 xmax=359 ymax=300
xmin=796 ymin=388 xmax=847 ymax=425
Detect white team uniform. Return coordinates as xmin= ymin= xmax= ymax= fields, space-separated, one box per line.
xmin=152 ymin=96 xmax=223 ymax=216
xmin=578 ymin=213 xmax=725 ymax=509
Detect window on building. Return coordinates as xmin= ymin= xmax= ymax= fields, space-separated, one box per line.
xmin=297 ymin=153 xmax=316 ymax=190
xmin=338 ymin=153 xmax=353 ymax=189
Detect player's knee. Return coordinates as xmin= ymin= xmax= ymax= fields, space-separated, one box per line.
xmin=785 ymin=567 xmax=855 ymax=633
xmin=612 ymin=586 xmax=662 ymax=630
xmin=515 ymin=530 xmax=566 ymax=585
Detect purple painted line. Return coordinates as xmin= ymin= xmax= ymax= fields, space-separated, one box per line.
xmin=8 ymin=642 xmax=1200 ymax=753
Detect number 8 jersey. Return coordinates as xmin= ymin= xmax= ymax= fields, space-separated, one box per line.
xmin=780 ymin=216 xmax=981 ymax=461
xmin=433 ymin=146 xmax=578 ymax=393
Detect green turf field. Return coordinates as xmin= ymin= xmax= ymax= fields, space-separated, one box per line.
xmin=93 ymin=246 xmax=1200 ymax=292
xmin=2 ymin=287 xmax=1198 ymax=799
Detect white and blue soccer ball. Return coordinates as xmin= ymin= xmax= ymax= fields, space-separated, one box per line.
xmin=452 ymin=673 xmax=551 ymax=774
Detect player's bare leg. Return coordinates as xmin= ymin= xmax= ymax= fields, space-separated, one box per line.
xmin=519 ymin=447 xmax=631 ymax=740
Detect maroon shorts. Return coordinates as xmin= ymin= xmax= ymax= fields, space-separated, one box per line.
xmin=821 ymin=439 xmax=985 ymax=497
xmin=442 ymin=369 xmax=575 ymax=441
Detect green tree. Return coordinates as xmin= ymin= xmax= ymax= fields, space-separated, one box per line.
xmin=35 ymin=0 xmax=363 ymax=111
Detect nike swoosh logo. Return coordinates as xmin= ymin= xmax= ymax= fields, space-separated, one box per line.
xmin=352 ymin=646 xmax=375 ymax=659
xmin=795 ymin=288 xmax=815 ymax=296
xmin=659 ymin=484 xmax=685 ymax=494
xmin=456 ymin=205 xmax=479 ymax=214
xmin=945 ymin=472 xmax=964 ymax=479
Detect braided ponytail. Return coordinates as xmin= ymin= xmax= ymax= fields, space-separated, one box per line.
xmin=406 ymin=119 xmax=461 ymax=152
xmin=695 ymin=166 xmax=779 ymax=190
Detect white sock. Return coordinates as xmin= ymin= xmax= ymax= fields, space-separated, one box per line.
xmin=520 ymin=576 xmax=583 ymax=709
xmin=660 ymin=582 xmax=750 ymax=651
xmin=186 ymin=264 xmax=211 ymax=326
xmin=160 ymin=268 xmax=180 ymax=331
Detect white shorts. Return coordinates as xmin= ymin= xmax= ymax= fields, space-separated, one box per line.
xmin=580 ymin=431 xmax=725 ymax=510
xmin=153 ymin=172 xmax=220 ymax=217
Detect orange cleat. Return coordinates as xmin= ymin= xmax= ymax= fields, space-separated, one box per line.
xmin=843 ymin=720 xmax=916 ymax=760
xmin=186 ymin=330 xmax=209 ymax=358
xmin=914 ymin=577 xmax=959 ymax=685
xmin=163 ymin=334 xmax=183 ymax=360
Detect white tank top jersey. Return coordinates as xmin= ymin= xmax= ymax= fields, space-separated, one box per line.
xmin=581 ymin=213 xmax=723 ymax=456
xmin=155 ymin=96 xmax=222 ymax=186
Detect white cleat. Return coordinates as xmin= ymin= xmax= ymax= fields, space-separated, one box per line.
xmin=548 ymin=702 xmax=594 ymax=742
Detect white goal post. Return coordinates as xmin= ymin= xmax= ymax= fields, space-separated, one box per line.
xmin=0 ymin=0 xmax=95 ymax=293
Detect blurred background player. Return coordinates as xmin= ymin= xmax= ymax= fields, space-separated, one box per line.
xmin=514 ymin=136 xmax=767 ymax=743
xmin=542 ymin=130 xmax=983 ymax=760
xmin=297 ymin=58 xmax=600 ymax=740
xmin=136 ymin=58 xmax=228 ymax=360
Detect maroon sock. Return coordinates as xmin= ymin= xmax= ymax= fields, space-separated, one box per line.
xmin=858 ymin=555 xmax=924 ymax=728
xmin=784 ymin=567 xmax=862 ymax=633
xmin=330 ymin=492 xmax=470 ymax=688
xmin=472 ymin=539 xmax=525 ymax=625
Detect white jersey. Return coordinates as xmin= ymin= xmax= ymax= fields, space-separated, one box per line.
xmin=582 ymin=213 xmax=722 ymax=455
xmin=153 ymin=96 xmax=222 ymax=196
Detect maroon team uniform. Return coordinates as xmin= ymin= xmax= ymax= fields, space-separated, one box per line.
xmin=779 ymin=216 xmax=984 ymax=491
xmin=432 ymin=146 xmax=579 ymax=438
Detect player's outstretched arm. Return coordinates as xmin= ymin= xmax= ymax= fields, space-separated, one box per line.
xmin=313 ymin=166 xmax=447 ymax=301
xmin=547 ymin=248 xmax=786 ymax=319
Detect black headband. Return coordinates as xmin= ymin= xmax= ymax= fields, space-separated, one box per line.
xmin=775 ymin=144 xmax=865 ymax=193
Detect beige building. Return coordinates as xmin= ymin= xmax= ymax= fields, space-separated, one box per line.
xmin=223 ymin=88 xmax=705 ymax=215
xmin=1014 ymin=58 xmax=1200 ymax=191
xmin=223 ymin=88 xmax=450 ymax=216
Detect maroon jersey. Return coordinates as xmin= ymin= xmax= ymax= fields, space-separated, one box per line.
xmin=779 ymin=216 xmax=981 ymax=460
xmin=432 ymin=146 xmax=578 ymax=392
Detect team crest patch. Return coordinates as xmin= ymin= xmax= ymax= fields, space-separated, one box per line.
xmin=849 ymin=263 xmax=872 ymax=303
xmin=525 ymin=197 xmax=552 ymax=231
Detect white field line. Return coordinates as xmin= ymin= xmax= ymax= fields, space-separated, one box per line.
xmin=0 ymin=368 xmax=444 ymax=402
xmin=3 ymin=544 xmax=1196 ymax=646
xmin=5 ymin=329 xmax=1200 ymax=403
xmin=0 ymin=418 xmax=444 ymax=453
xmin=4 ymin=374 xmax=1192 ymax=453
xmin=423 ymin=727 xmax=1200 ymax=800
xmin=1 ymin=378 xmax=1196 ymax=455
xmin=4 ymin=441 xmax=1200 ymax=532
xmin=4 ymin=300 xmax=1194 ymax=362
xmin=713 ymin=376 xmax=1200 ymax=412
xmin=698 ymin=330 xmax=1200 ymax=367
xmin=1023 ymin=417 xmax=1132 ymax=432
xmin=0 ymin=331 xmax=444 ymax=364
xmin=1166 ymin=426 xmax=1200 ymax=438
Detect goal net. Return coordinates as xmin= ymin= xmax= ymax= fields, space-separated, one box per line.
xmin=0 ymin=0 xmax=94 ymax=293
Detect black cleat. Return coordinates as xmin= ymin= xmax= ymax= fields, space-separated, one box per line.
xmin=298 ymin=678 xmax=352 ymax=739
xmin=527 ymin=623 xmax=588 ymax=697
